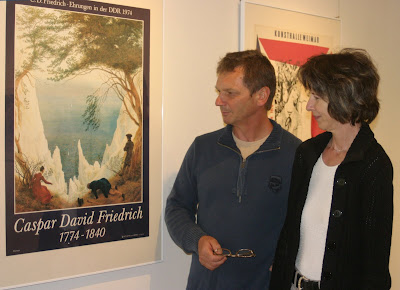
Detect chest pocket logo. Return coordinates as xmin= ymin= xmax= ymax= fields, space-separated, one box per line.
xmin=268 ymin=175 xmax=282 ymax=193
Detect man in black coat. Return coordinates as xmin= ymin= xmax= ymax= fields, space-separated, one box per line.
xmin=87 ymin=178 xmax=111 ymax=198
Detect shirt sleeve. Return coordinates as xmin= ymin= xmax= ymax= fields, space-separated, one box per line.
xmin=165 ymin=140 xmax=208 ymax=254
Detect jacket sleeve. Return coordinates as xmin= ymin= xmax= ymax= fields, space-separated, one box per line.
xmin=361 ymin=153 xmax=393 ymax=289
xmin=165 ymin=141 xmax=207 ymax=254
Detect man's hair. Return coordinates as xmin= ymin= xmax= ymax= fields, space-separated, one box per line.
xmin=217 ymin=50 xmax=276 ymax=110
xmin=298 ymin=48 xmax=380 ymax=125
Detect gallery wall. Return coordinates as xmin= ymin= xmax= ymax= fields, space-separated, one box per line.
xmin=2 ymin=0 xmax=399 ymax=289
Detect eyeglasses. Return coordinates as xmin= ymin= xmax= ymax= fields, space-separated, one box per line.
xmin=214 ymin=248 xmax=256 ymax=258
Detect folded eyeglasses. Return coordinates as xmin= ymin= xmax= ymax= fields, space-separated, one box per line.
xmin=213 ymin=248 xmax=256 ymax=258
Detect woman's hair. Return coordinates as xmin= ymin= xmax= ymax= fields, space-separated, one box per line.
xmin=40 ymin=166 xmax=45 ymax=172
xmin=298 ymin=48 xmax=380 ymax=125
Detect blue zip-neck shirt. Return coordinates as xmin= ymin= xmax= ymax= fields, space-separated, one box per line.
xmin=165 ymin=120 xmax=301 ymax=289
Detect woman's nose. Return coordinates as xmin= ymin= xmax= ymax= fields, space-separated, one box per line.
xmin=306 ymin=98 xmax=314 ymax=111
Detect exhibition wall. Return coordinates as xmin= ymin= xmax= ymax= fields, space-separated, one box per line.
xmin=1 ymin=0 xmax=399 ymax=289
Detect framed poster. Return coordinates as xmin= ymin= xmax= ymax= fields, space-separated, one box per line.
xmin=0 ymin=0 xmax=163 ymax=287
xmin=240 ymin=1 xmax=341 ymax=140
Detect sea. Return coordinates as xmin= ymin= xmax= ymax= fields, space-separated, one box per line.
xmin=37 ymin=92 xmax=120 ymax=182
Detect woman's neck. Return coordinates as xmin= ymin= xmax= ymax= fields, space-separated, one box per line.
xmin=329 ymin=122 xmax=361 ymax=152
xmin=322 ymin=122 xmax=361 ymax=166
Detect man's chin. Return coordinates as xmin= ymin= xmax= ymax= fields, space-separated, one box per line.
xmin=222 ymin=118 xmax=232 ymax=125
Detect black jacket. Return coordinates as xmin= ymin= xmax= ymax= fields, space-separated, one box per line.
xmin=270 ymin=123 xmax=393 ymax=290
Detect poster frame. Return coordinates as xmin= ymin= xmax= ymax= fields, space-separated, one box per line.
xmin=0 ymin=0 xmax=163 ymax=288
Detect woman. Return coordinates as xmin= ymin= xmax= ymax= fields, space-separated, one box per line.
xmin=270 ymin=48 xmax=393 ymax=289
xmin=31 ymin=166 xmax=52 ymax=204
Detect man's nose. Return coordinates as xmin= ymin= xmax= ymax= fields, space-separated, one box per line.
xmin=215 ymin=94 xmax=224 ymax=106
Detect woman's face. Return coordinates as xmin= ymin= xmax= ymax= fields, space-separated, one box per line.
xmin=306 ymin=92 xmax=340 ymax=132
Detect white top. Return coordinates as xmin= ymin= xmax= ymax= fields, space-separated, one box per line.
xmin=295 ymin=155 xmax=338 ymax=281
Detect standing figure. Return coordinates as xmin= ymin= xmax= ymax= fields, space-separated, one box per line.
xmin=270 ymin=48 xmax=393 ymax=289
xmin=122 ymin=133 xmax=134 ymax=175
xmin=31 ymin=166 xmax=52 ymax=204
xmin=165 ymin=50 xmax=301 ymax=289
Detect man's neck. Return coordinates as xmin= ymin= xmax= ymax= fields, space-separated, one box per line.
xmin=232 ymin=115 xmax=273 ymax=142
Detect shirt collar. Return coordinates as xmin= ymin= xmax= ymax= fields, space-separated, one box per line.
xmin=217 ymin=119 xmax=283 ymax=153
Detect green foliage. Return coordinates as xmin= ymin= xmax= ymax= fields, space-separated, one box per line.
xmin=50 ymin=12 xmax=143 ymax=80
xmin=82 ymin=95 xmax=101 ymax=131
xmin=16 ymin=6 xmax=60 ymax=78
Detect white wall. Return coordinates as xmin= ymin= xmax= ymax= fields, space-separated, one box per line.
xmin=340 ymin=2 xmax=400 ymax=289
xmin=9 ymin=0 xmax=400 ymax=289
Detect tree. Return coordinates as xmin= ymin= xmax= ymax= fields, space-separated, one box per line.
xmin=14 ymin=6 xmax=59 ymax=181
xmin=49 ymin=12 xmax=144 ymax=180
xmin=14 ymin=154 xmax=41 ymax=189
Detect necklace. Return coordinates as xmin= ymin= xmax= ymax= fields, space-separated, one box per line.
xmin=328 ymin=140 xmax=348 ymax=153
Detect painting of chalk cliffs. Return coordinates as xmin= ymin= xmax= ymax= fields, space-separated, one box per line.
xmin=12 ymin=4 xmax=145 ymax=212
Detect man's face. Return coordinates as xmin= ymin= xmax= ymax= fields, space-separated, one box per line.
xmin=215 ymin=67 xmax=259 ymax=126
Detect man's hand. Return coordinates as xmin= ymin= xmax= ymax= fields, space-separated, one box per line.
xmin=198 ymin=235 xmax=227 ymax=271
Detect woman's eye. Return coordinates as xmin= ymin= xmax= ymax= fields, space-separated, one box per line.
xmin=311 ymin=94 xmax=320 ymax=100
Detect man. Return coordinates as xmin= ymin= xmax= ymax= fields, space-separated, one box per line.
xmin=87 ymin=178 xmax=112 ymax=199
xmin=122 ymin=133 xmax=134 ymax=175
xmin=86 ymin=178 xmax=125 ymax=200
xmin=165 ymin=50 xmax=301 ymax=289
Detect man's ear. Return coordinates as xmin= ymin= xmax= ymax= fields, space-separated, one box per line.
xmin=256 ymin=86 xmax=271 ymax=107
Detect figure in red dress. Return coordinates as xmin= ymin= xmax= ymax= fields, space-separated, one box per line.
xmin=31 ymin=166 xmax=52 ymax=204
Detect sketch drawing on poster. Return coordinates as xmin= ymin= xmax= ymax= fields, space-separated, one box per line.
xmin=13 ymin=3 xmax=144 ymax=212
xmin=241 ymin=2 xmax=341 ymax=141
